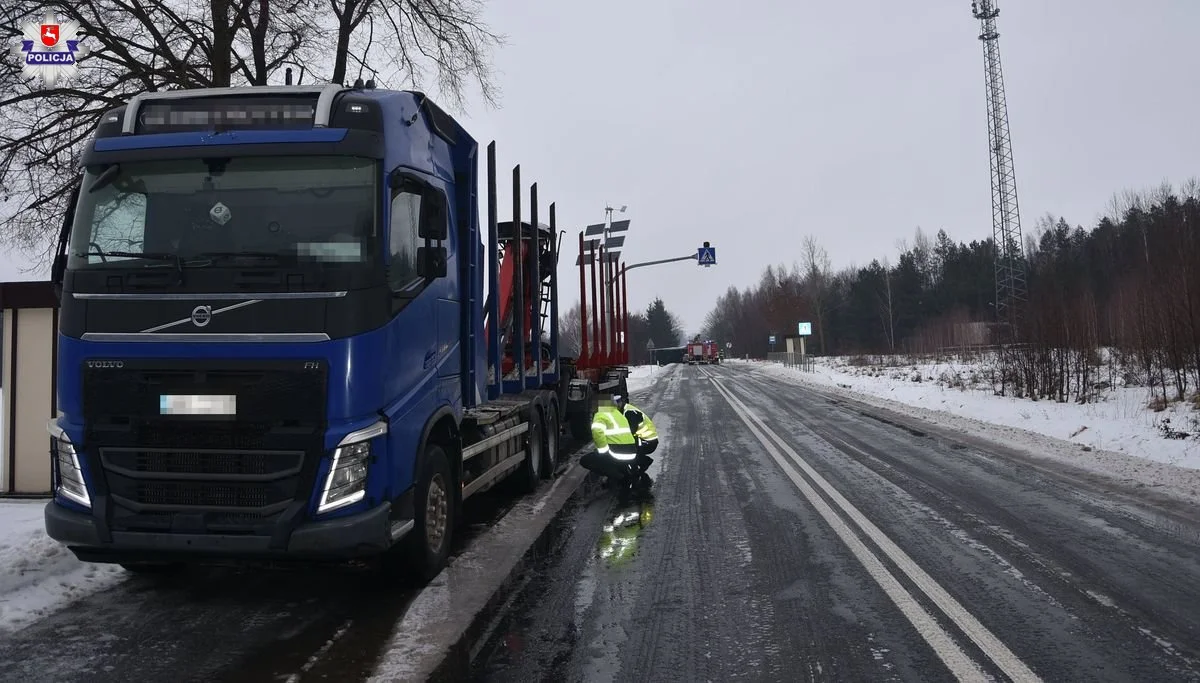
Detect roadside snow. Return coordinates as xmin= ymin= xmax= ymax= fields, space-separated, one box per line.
xmin=626 ymin=365 xmax=662 ymax=394
xmin=0 ymin=499 xmax=126 ymax=634
xmin=733 ymin=357 xmax=1200 ymax=501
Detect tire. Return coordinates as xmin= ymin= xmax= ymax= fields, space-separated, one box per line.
xmin=569 ymin=408 xmax=591 ymax=441
xmin=541 ymin=405 xmax=560 ymax=477
xmin=515 ymin=411 xmax=543 ymax=494
xmin=395 ymin=443 xmax=455 ymax=583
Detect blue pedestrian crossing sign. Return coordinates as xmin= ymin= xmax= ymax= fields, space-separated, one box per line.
xmin=697 ymin=241 xmax=716 ymax=267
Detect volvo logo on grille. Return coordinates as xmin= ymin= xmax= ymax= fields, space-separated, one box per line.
xmin=86 ymin=360 xmax=124 ymax=368
xmin=191 ymin=305 xmax=213 ymax=327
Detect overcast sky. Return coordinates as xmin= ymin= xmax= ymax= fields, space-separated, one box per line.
xmin=3 ymin=0 xmax=1197 ymax=336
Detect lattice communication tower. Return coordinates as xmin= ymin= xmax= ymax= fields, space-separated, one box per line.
xmin=972 ymin=0 xmax=1027 ymax=333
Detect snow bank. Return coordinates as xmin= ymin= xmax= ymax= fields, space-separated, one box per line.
xmin=0 ymin=499 xmax=125 ymax=634
xmin=748 ymin=356 xmax=1200 ymax=499
xmin=626 ymin=365 xmax=664 ymax=394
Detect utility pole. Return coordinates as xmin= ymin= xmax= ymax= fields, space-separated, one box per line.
xmin=972 ymin=0 xmax=1027 ymax=339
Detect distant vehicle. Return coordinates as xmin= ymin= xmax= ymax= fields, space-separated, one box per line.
xmin=685 ymin=341 xmax=720 ymax=364
xmin=704 ymin=341 xmax=721 ymax=364
xmin=43 ymin=82 xmax=628 ymax=581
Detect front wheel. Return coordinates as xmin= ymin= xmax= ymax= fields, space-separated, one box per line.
xmin=394 ymin=443 xmax=455 ymax=583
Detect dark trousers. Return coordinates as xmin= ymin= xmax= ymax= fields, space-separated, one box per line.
xmin=581 ymin=439 xmax=658 ymax=482
xmin=633 ymin=439 xmax=658 ymax=474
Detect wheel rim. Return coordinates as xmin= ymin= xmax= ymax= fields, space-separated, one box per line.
xmin=426 ymin=473 xmax=448 ymax=553
xmin=548 ymin=417 xmax=558 ymax=461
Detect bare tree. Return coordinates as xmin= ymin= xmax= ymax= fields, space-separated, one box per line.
xmin=559 ymin=301 xmax=582 ymax=356
xmin=324 ymin=0 xmax=503 ymax=111
xmin=800 ymin=235 xmax=831 ymax=354
xmin=911 ymin=226 xmax=934 ymax=288
xmin=878 ymin=257 xmax=895 ymax=352
xmin=0 ymin=0 xmax=504 ymax=263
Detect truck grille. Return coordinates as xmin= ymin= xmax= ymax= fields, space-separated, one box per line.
xmin=135 ymin=480 xmax=275 ymax=508
xmin=80 ymin=359 xmax=328 ymax=535
xmin=101 ymin=447 xmax=306 ymax=534
xmin=103 ymin=448 xmax=303 ymax=478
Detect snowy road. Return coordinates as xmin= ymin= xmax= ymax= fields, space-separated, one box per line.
xmin=472 ymin=362 xmax=1200 ymax=682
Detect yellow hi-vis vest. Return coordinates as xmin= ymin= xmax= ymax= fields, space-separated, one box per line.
xmin=591 ymin=405 xmax=638 ymax=461
xmin=623 ymin=403 xmax=658 ymax=441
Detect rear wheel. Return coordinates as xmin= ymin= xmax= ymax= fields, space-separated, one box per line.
xmin=392 ymin=443 xmax=454 ymax=583
xmin=541 ymin=405 xmax=560 ymax=476
xmin=515 ymin=411 xmax=544 ymax=493
xmin=569 ymin=405 xmax=591 ymax=441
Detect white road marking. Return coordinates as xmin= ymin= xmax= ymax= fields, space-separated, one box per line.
xmin=285 ymin=618 xmax=354 ymax=682
xmin=704 ymin=370 xmax=1041 ymax=683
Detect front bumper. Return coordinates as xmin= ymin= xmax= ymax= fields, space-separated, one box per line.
xmin=45 ymin=498 xmax=407 ymax=564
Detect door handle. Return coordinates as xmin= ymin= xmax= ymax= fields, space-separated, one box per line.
xmin=424 ymin=348 xmax=437 ymax=368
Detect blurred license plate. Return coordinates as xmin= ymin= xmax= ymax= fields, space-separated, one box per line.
xmin=159 ymin=394 xmax=237 ymax=416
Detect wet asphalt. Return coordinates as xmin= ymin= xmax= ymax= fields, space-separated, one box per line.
xmin=470 ymin=363 xmax=1200 ymax=682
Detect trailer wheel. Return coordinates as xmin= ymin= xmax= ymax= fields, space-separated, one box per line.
xmin=394 ymin=443 xmax=455 ymax=583
xmin=515 ymin=410 xmax=543 ymax=494
xmin=541 ymin=406 xmax=560 ymax=476
xmin=569 ymin=407 xmax=591 ymax=441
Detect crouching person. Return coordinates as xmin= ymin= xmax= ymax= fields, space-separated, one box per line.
xmin=581 ymin=394 xmax=659 ymax=492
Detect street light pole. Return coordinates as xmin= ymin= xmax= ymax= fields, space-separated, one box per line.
xmin=624 ymin=253 xmax=699 ymax=271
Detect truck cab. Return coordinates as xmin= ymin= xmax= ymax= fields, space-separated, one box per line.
xmin=43 ymin=84 xmax=552 ymax=579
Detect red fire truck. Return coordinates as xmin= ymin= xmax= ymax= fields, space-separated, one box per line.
xmin=686 ymin=341 xmax=720 ymax=364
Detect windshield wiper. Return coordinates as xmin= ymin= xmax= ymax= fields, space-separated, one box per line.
xmin=80 ymin=248 xmax=184 ymax=284
xmin=80 ymin=248 xmax=180 ymax=263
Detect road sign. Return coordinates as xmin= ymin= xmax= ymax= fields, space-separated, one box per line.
xmin=768 ymin=334 xmax=776 ymax=345
xmin=797 ymin=322 xmax=812 ymax=336
xmin=726 ymin=342 xmax=732 ymax=349
xmin=697 ymin=244 xmax=716 ymax=266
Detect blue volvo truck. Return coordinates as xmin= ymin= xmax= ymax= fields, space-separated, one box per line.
xmin=42 ymin=83 xmax=622 ymax=580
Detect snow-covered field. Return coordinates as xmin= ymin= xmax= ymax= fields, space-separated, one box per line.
xmin=737 ymin=355 xmax=1200 ymax=501
xmin=0 ymin=498 xmax=126 ymax=634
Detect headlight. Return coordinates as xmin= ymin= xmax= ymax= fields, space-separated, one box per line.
xmin=47 ymin=421 xmax=90 ymax=508
xmin=317 ymin=421 xmax=386 ymax=514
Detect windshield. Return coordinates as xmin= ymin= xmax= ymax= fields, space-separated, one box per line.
xmin=67 ymin=155 xmax=378 ymax=269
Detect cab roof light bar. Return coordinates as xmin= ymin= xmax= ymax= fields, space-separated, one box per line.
xmin=120 ymin=83 xmax=349 ymax=135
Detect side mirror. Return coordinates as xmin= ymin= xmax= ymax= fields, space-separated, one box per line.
xmin=418 ymin=187 xmax=448 ymax=241
xmin=416 ymin=246 xmax=447 ymax=279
